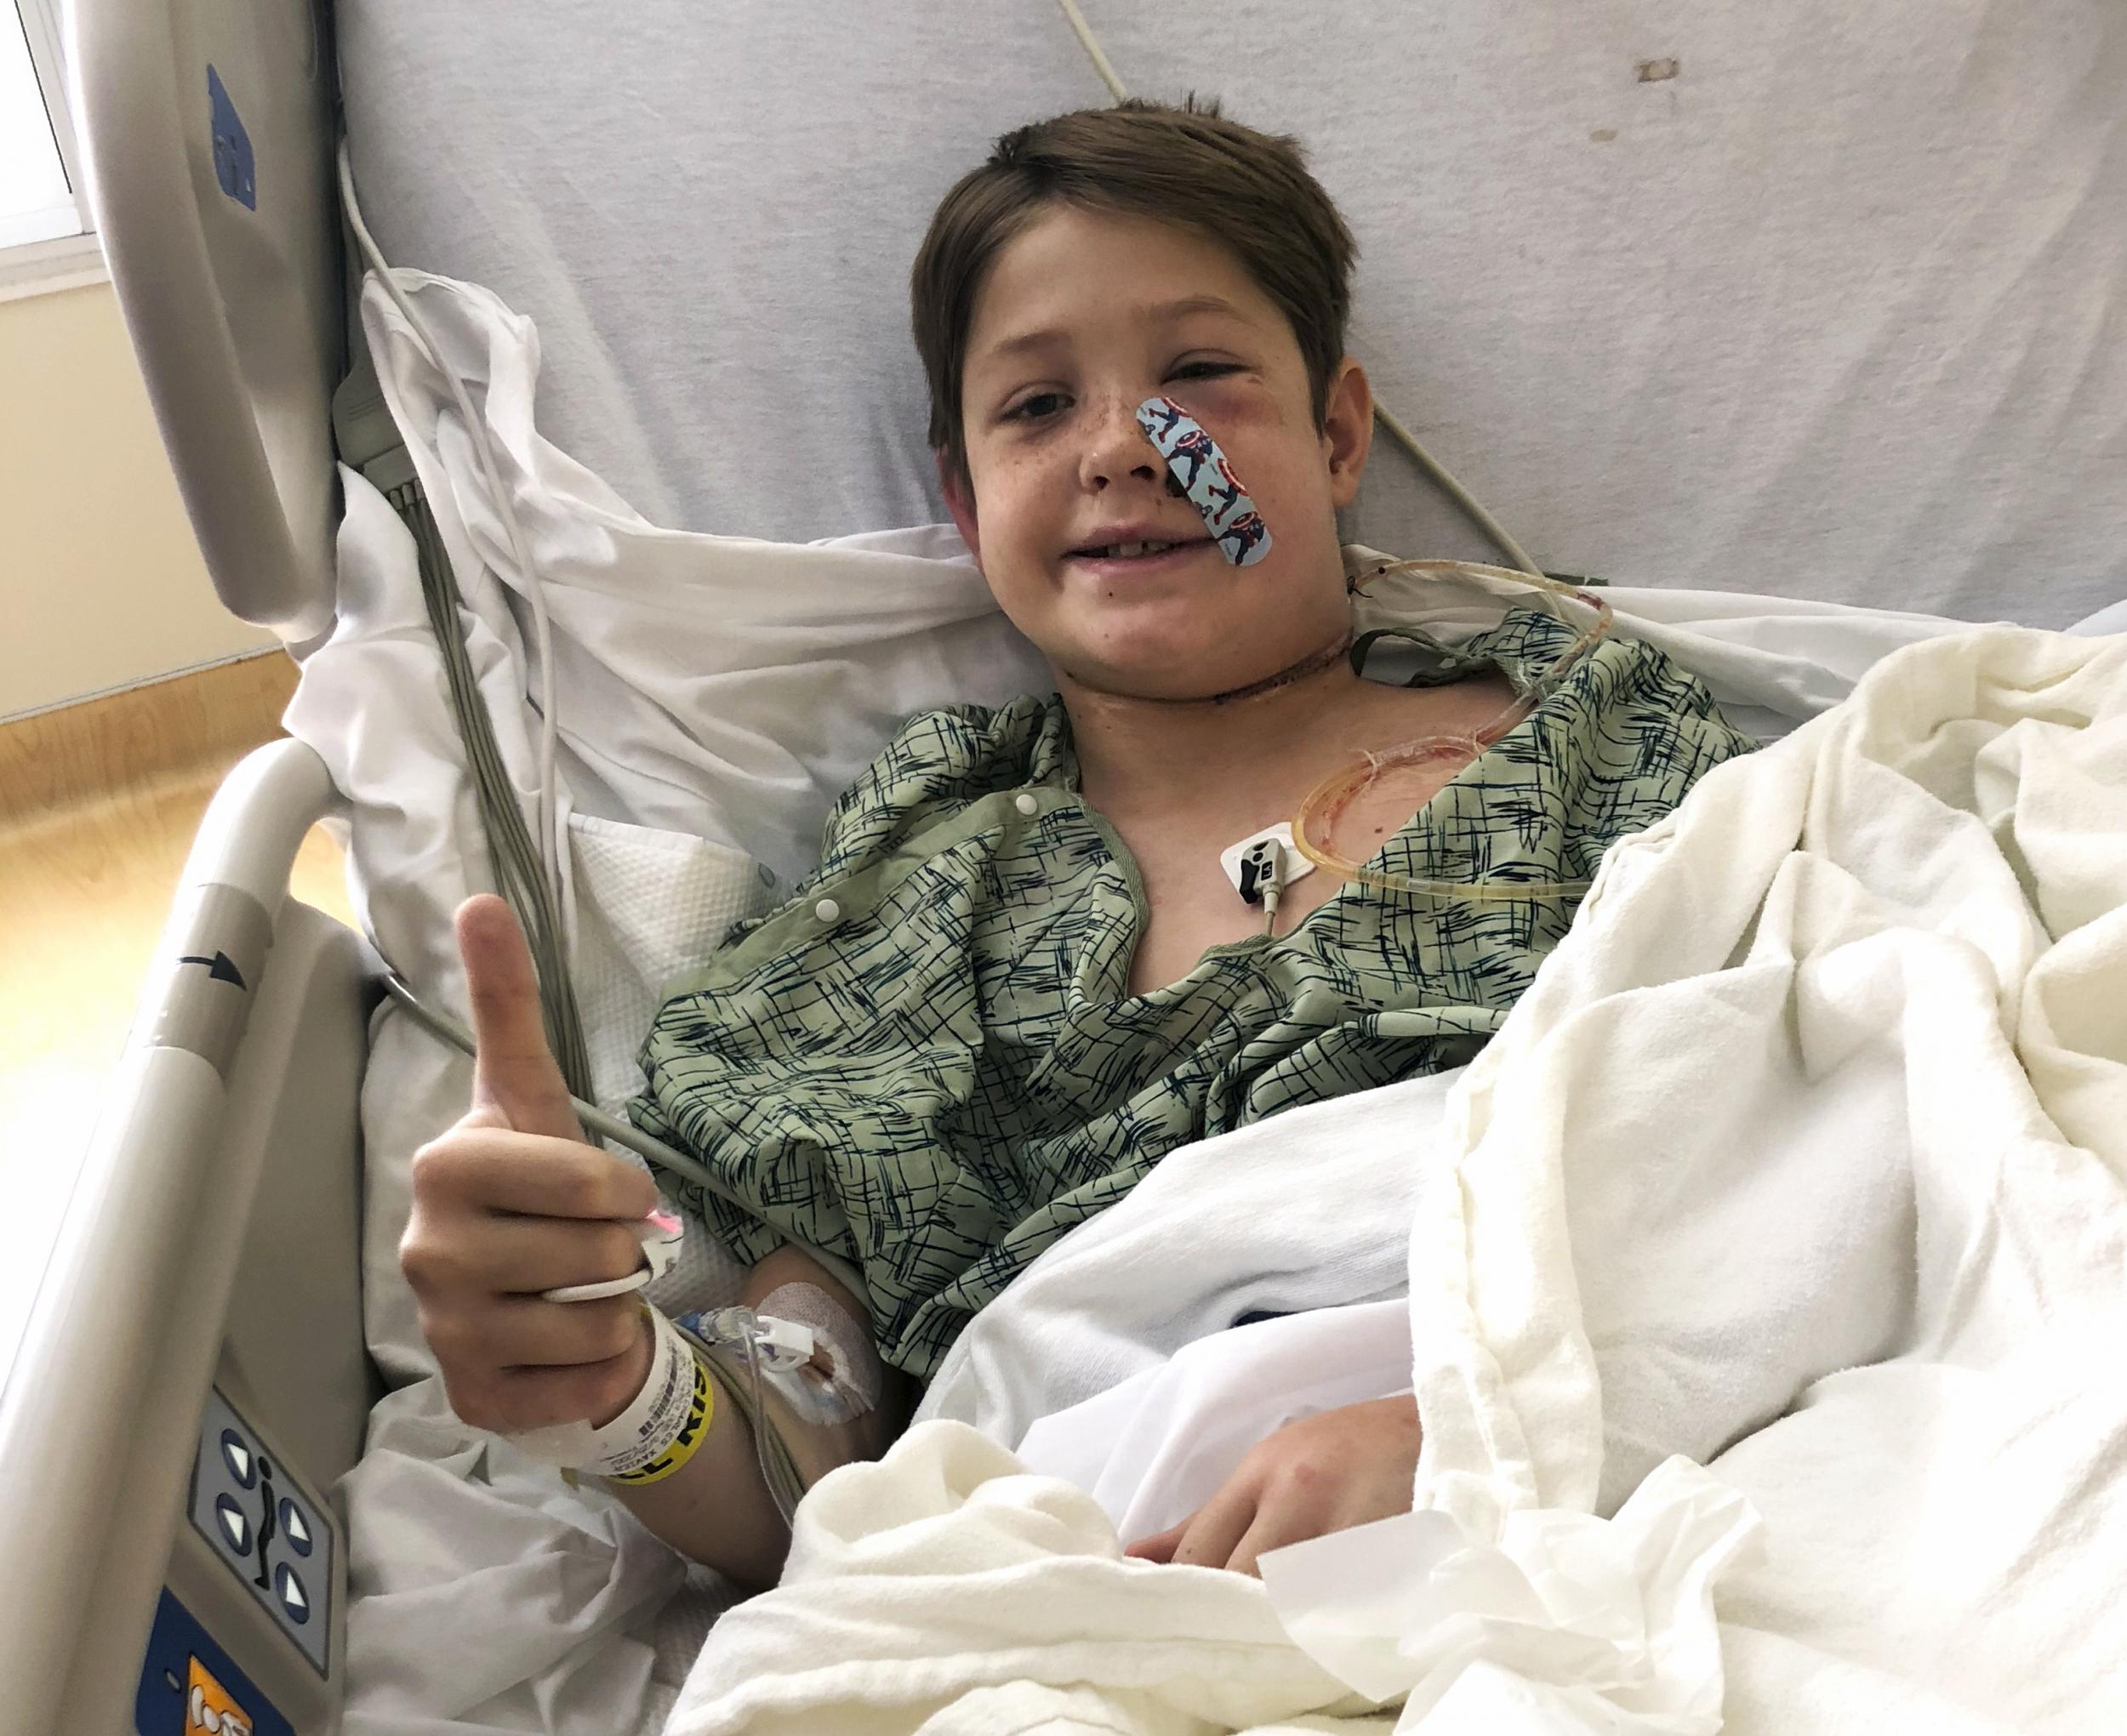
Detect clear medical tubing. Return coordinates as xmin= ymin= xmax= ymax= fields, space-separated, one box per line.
xmin=1289 ymin=560 xmax=1616 ymax=902
xmin=674 ymin=1313 xmax=808 ymax=1528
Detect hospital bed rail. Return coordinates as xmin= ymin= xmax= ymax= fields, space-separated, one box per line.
xmin=67 ymin=0 xmax=345 ymax=640
xmin=3 ymin=0 xmax=364 ymax=1723
xmin=9 ymin=0 xmax=427 ymax=1725
xmin=0 ymin=741 xmax=375 ymax=1732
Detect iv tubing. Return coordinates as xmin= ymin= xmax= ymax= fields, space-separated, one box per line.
xmin=1287 ymin=560 xmax=1614 ymax=902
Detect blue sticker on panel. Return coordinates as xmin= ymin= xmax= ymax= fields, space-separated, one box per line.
xmin=207 ymin=65 xmax=257 ymax=210
xmin=134 ymin=1587 xmax=294 ymax=1736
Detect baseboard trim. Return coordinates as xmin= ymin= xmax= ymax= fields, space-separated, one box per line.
xmin=0 ymin=648 xmax=300 ymax=819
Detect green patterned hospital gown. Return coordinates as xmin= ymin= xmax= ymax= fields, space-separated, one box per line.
xmin=630 ymin=609 xmax=1756 ymax=1379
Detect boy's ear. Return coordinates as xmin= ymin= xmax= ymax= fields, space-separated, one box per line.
xmin=937 ymin=452 xmax=981 ymax=561
xmin=1321 ymin=359 xmax=1374 ymax=511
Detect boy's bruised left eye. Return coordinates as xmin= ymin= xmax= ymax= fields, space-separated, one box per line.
xmin=1133 ymin=396 xmax=1274 ymax=568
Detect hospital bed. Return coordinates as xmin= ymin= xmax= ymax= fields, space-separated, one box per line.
xmin=4 ymin=0 xmax=2122 ymax=1730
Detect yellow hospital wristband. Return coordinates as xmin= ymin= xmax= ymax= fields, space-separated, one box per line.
xmin=604 ymin=1346 xmax=716 ymax=1488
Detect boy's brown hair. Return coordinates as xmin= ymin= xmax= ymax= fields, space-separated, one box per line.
xmin=912 ymin=98 xmax=1358 ymax=492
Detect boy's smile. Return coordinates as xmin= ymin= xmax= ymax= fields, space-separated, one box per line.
xmin=1061 ymin=522 xmax=1216 ymax=583
xmin=944 ymin=204 xmax=1371 ymax=704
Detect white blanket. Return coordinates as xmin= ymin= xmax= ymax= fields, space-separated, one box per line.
xmin=296 ymin=272 xmax=2053 ymax=1735
xmin=920 ymin=1067 xmax=1464 ymax=1540
xmin=663 ymin=625 xmax=2127 ymax=1733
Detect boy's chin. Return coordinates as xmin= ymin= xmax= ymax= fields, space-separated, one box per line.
xmin=1051 ymin=641 xmax=1294 ymax=706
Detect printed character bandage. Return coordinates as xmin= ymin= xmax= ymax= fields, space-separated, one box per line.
xmin=1135 ymin=396 xmax=1273 ymax=567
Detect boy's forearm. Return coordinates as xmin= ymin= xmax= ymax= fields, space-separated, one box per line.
xmin=600 ymin=1247 xmax=898 ymax=1589
xmin=602 ymin=1373 xmax=792 ymax=1591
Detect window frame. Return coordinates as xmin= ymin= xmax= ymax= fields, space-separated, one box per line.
xmin=2 ymin=0 xmax=107 ymax=301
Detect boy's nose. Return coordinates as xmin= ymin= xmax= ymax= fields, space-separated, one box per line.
xmin=1079 ymin=398 xmax=1164 ymax=493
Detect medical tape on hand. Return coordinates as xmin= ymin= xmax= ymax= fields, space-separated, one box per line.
xmin=1135 ymin=396 xmax=1273 ymax=567
xmin=505 ymin=1303 xmax=713 ymax=1483
xmin=756 ymin=1281 xmax=881 ymax=1425
xmin=681 ymin=1289 xmax=880 ymax=1428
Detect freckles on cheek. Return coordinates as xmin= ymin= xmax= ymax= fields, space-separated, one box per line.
xmin=969 ymin=456 xmax=1053 ymax=601
xmin=975 ymin=447 xmax=1035 ymax=530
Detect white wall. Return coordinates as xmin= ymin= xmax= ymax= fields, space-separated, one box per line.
xmin=0 ymin=279 xmax=274 ymax=720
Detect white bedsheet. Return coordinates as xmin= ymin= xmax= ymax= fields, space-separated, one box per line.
xmin=663 ymin=625 xmax=2127 ymax=1734
xmin=292 ymin=272 xmax=2039 ymax=1734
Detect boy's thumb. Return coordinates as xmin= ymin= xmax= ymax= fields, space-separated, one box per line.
xmin=455 ymin=894 xmax=583 ymax=1141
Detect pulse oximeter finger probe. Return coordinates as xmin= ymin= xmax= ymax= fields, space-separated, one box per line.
xmin=540 ymin=1210 xmax=687 ymax=1303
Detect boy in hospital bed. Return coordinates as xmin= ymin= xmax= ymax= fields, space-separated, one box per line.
xmin=400 ymin=101 xmax=1754 ymax=1591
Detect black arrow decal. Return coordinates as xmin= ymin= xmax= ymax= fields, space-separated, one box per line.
xmin=179 ymin=951 xmax=248 ymax=990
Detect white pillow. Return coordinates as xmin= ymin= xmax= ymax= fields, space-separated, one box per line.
xmin=356 ymin=270 xmax=1052 ymax=885
xmin=345 ymin=270 xmax=1994 ymax=892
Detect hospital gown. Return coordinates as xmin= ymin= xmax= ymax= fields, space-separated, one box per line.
xmin=630 ymin=608 xmax=1757 ymax=1379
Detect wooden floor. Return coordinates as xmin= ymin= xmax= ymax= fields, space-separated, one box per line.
xmin=0 ymin=653 xmax=353 ymax=1335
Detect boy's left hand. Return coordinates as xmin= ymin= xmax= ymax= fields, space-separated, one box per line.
xmin=1123 ymin=1393 xmax=1422 ymax=1576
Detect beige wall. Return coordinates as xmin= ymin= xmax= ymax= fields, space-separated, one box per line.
xmin=0 ymin=280 xmax=275 ymax=720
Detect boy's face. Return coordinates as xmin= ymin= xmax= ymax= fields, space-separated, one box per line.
xmin=945 ymin=204 xmax=1371 ymax=703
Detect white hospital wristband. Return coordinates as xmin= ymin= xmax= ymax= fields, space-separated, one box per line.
xmin=505 ymin=1304 xmax=705 ymax=1479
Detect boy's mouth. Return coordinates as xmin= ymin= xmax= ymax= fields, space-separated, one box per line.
xmin=1081 ymin=538 xmax=1182 ymax=559
xmin=1064 ymin=532 xmax=1213 ymax=575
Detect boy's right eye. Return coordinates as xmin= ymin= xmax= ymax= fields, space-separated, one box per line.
xmin=1003 ymin=390 xmax=1069 ymax=423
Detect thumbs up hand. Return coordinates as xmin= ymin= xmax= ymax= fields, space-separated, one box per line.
xmin=400 ymin=895 xmax=662 ymax=1434
xmin=457 ymin=889 xmax=586 ymax=1144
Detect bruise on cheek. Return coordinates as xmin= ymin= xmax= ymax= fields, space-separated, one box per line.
xmin=1135 ymin=396 xmax=1273 ymax=567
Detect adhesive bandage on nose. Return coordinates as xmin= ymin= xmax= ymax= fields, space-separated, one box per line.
xmin=1134 ymin=396 xmax=1273 ymax=566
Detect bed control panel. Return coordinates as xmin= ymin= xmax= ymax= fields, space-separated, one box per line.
xmin=186 ymin=1387 xmax=335 ymax=1677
